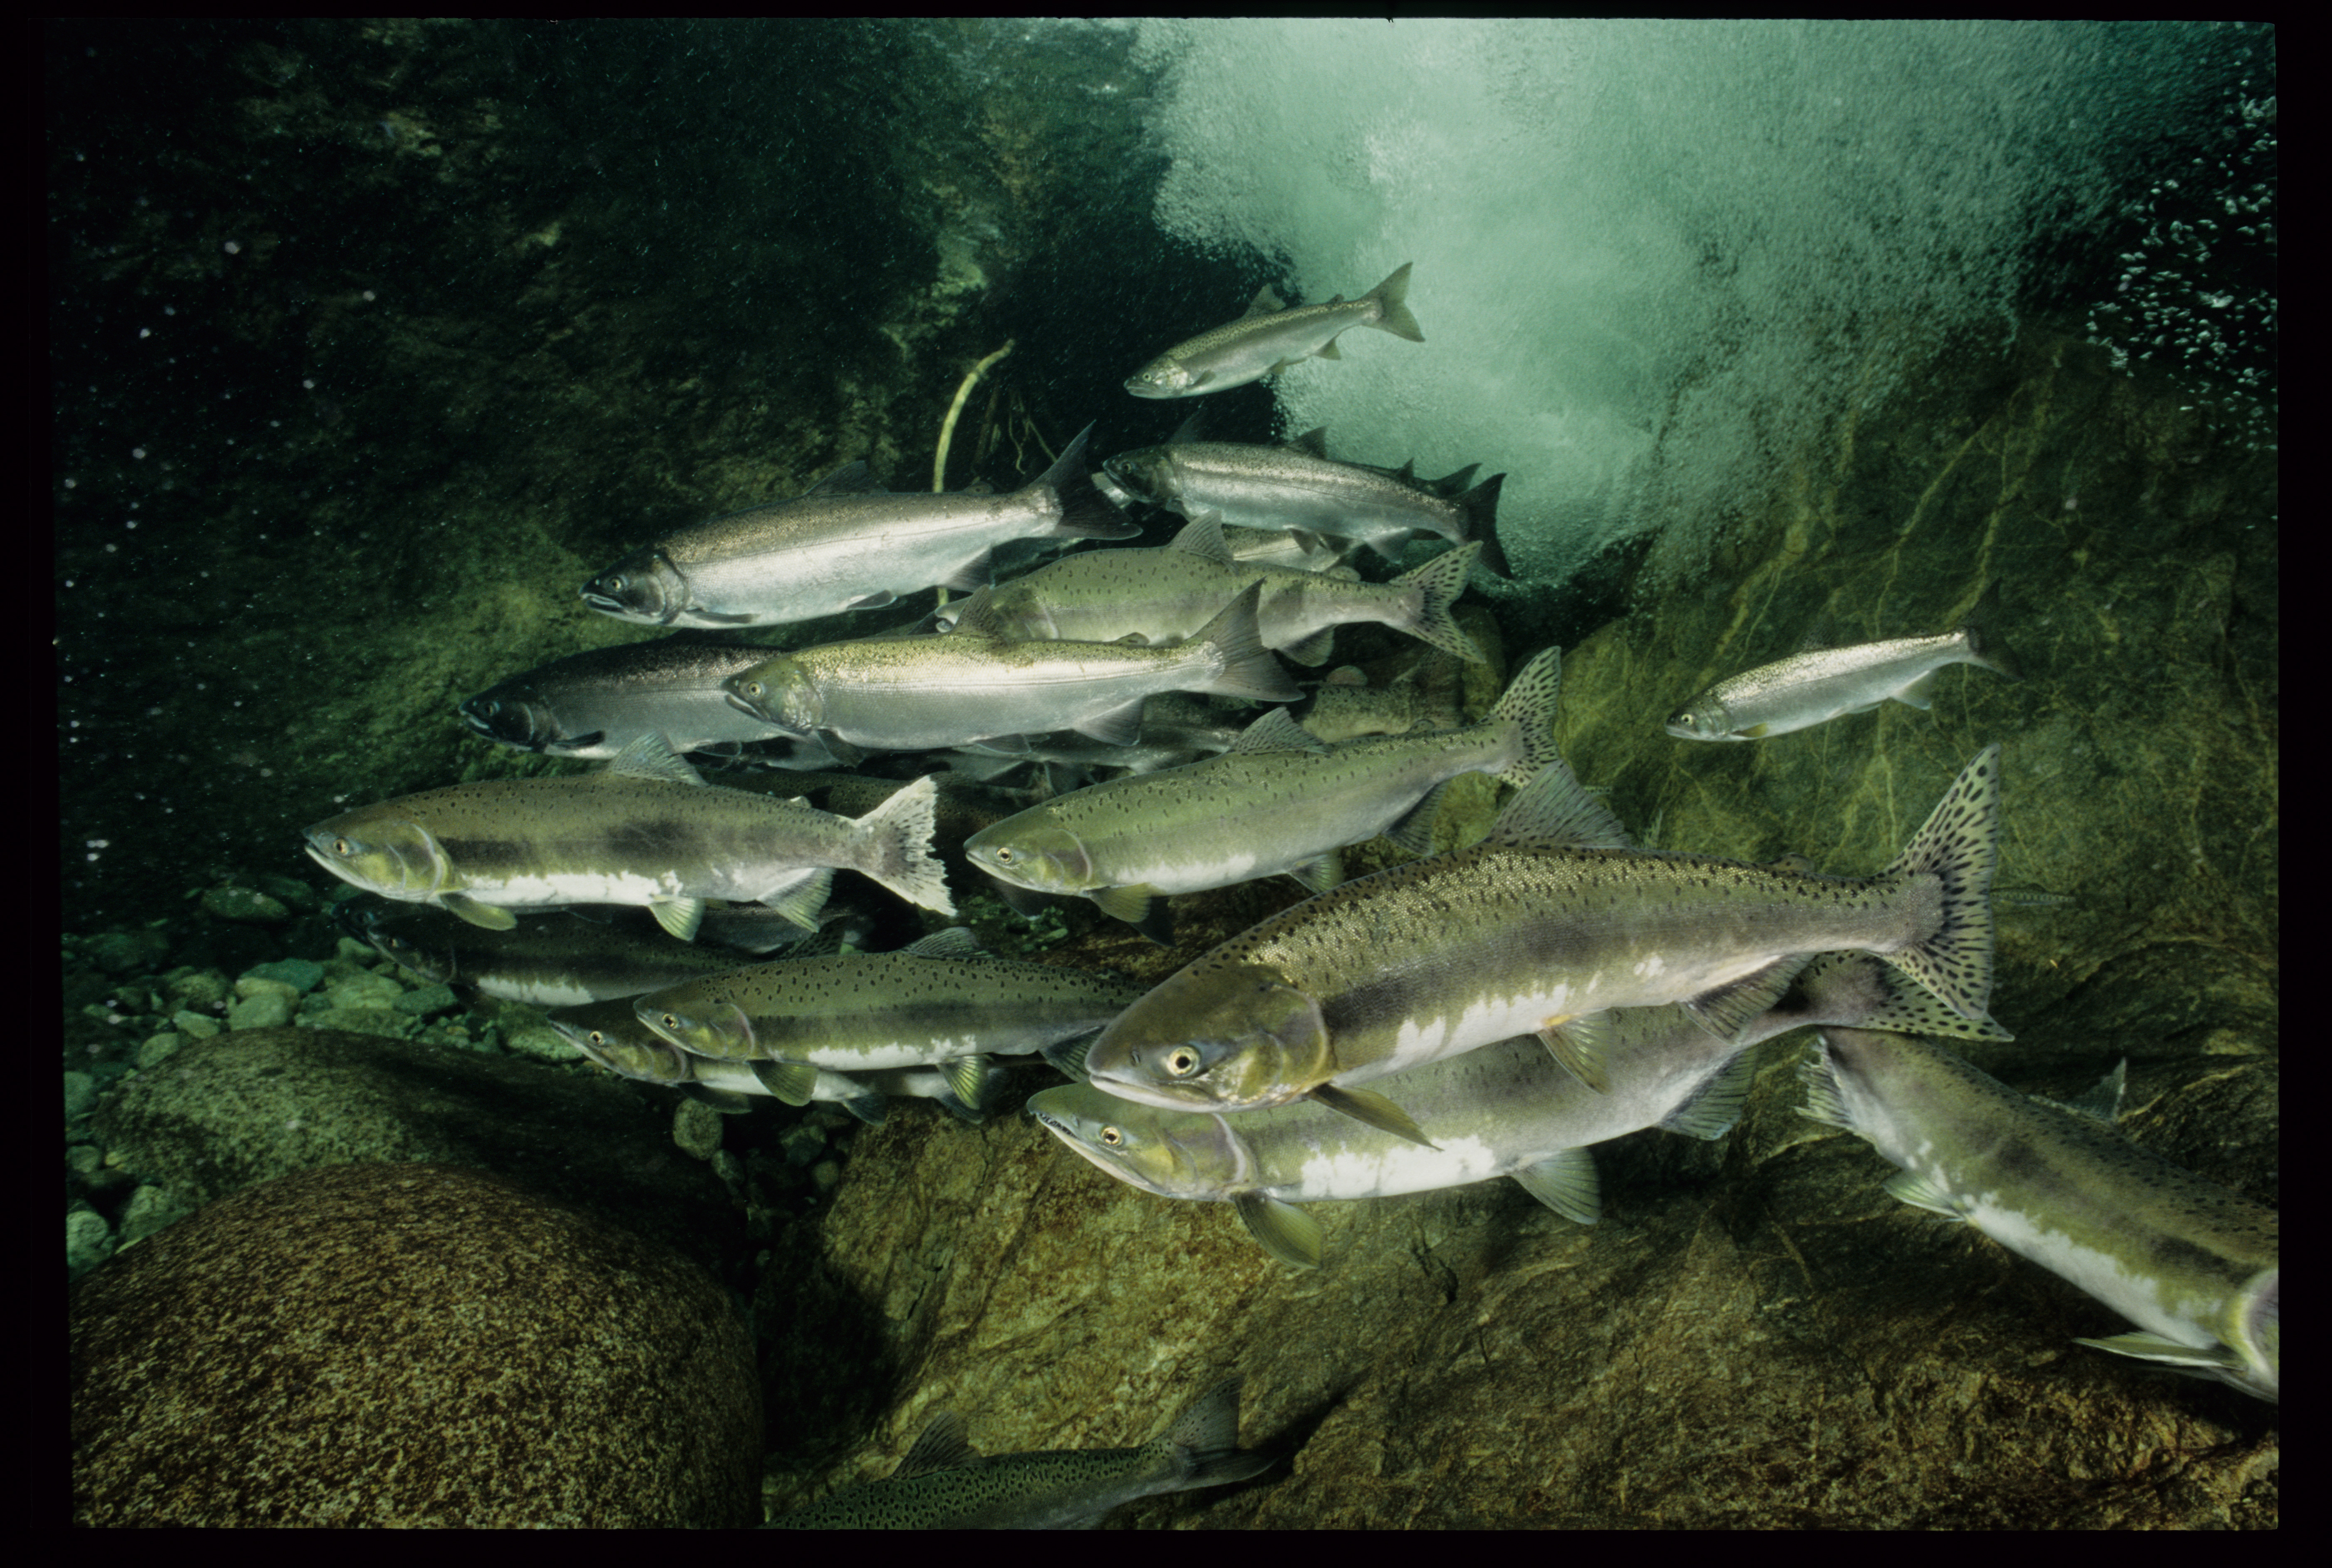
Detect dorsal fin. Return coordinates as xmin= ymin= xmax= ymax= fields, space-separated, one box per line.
xmin=802 ymin=459 xmax=887 ymax=498
xmin=1239 ymin=285 xmax=1286 ymax=319
xmin=893 ymin=1410 xmax=975 ymax=1479
xmin=904 ymin=926 xmax=989 ymax=961
xmin=1166 ymin=513 xmax=1234 ymax=566
xmin=1228 ymin=707 xmax=1328 ymax=756
xmin=1286 ymin=426 xmax=1332 ymax=459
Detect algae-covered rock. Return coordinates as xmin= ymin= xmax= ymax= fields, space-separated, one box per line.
xmin=71 ymin=1162 xmax=759 ymax=1526
xmin=199 ymin=884 xmax=290 ymax=924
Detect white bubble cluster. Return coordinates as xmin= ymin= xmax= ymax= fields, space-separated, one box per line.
xmin=1125 ymin=20 xmax=2270 ymax=588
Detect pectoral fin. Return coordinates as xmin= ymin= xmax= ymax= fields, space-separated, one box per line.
xmin=649 ymin=896 xmax=707 ymax=942
xmin=990 ymin=878 xmax=1055 ymax=917
xmin=1309 ymin=1083 xmax=1437 ymax=1149
xmin=1092 ymin=884 xmax=1174 ymax=944
xmin=1883 ymin=1167 xmax=1968 ymax=1219
xmin=441 ymin=893 xmax=518 ymax=931
xmin=1535 ymin=1010 xmax=1613 ymax=1093
xmin=749 ymin=1060 xmax=821 ymax=1107
xmin=943 ymin=1053 xmax=993 ymax=1108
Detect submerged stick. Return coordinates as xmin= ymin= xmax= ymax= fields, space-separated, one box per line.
xmin=932 ymin=340 xmax=1016 ymax=609
xmin=933 ymin=340 xmax=1016 ymax=493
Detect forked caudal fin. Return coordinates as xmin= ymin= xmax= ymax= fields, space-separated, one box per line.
xmin=1875 ymin=743 xmax=2003 ymax=1028
xmin=855 ymin=774 xmax=955 ymax=914
xmin=1484 ymin=645 xmax=1565 ymax=788
xmin=1390 ymin=543 xmax=1486 ymax=663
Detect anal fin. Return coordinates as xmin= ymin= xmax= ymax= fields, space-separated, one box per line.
xmin=1511 ymin=1148 xmax=1601 ymax=1224
xmin=1233 ymin=1192 xmax=1323 ymax=1270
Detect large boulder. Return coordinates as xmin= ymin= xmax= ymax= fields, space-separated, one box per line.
xmin=71 ymin=1162 xmax=760 ymax=1527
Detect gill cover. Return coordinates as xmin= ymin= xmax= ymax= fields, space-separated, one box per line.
xmin=1100 ymin=963 xmax=1333 ymax=1112
xmin=1026 ymin=1084 xmax=1246 ymax=1199
xmin=581 ymin=547 xmax=688 ymax=626
xmin=723 ymin=656 xmax=822 ymax=733
xmin=304 ymin=815 xmax=451 ymax=902
xmin=970 ymin=822 xmax=1094 ymax=894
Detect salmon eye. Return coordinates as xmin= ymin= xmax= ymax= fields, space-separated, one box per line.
xmin=660 ymin=1013 xmax=679 ymax=1029
xmin=1100 ymin=1125 xmax=1124 ymax=1147
xmin=1165 ymin=1047 xmax=1202 ymax=1078
xmin=994 ymin=847 xmax=1014 ymax=863
xmin=333 ymin=837 xmax=353 ymax=855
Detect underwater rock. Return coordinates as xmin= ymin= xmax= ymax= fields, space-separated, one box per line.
xmin=199 ymin=884 xmax=290 ymax=924
xmin=91 ymin=1027 xmax=742 ymax=1277
xmin=71 ymin=1162 xmax=759 ymax=1526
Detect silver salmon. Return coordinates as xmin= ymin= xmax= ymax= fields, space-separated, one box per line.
xmin=1667 ymin=624 xmax=2015 ymax=741
xmin=1105 ymin=425 xmax=1509 ymax=577
xmin=1125 ymin=263 xmax=1421 ymax=398
xmin=1034 ymin=952 xmax=1955 ymax=1268
xmin=580 ymin=424 xmax=1136 ymax=629
xmin=957 ymin=513 xmax=1481 ymax=667
xmin=302 ymin=733 xmax=952 ymax=939
xmin=548 ymin=997 xmax=997 ymax=1123
xmin=459 ymin=635 xmax=797 ymax=760
xmin=339 ymin=900 xmax=784 ymax=1006
xmin=721 ymin=582 xmax=1299 ymax=757
xmin=629 ymin=927 xmax=1148 ymax=1107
